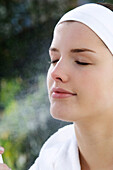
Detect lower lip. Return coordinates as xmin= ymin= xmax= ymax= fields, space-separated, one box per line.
xmin=51 ymin=92 xmax=76 ymax=98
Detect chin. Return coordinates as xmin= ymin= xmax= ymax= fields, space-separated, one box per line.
xmin=50 ymin=107 xmax=79 ymax=122
xmin=50 ymin=107 xmax=68 ymax=121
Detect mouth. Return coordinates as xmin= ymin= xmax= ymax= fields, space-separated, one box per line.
xmin=51 ymin=87 xmax=77 ymax=99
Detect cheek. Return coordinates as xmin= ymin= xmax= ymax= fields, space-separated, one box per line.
xmin=81 ymin=71 xmax=113 ymax=106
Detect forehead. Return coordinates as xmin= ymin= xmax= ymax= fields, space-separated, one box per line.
xmin=52 ymin=22 xmax=105 ymax=50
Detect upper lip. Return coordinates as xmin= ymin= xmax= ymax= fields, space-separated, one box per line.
xmin=51 ymin=87 xmax=77 ymax=95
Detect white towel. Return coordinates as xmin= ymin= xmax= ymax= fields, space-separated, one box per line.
xmin=55 ymin=3 xmax=113 ymax=54
xmin=29 ymin=124 xmax=81 ymax=170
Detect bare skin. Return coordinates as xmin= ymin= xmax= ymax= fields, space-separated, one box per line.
xmin=1 ymin=22 xmax=113 ymax=170
xmin=47 ymin=22 xmax=113 ymax=170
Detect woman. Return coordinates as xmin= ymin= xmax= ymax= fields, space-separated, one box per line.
xmin=1 ymin=2 xmax=113 ymax=170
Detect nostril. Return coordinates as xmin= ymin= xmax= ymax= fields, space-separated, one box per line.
xmin=56 ymin=77 xmax=62 ymax=81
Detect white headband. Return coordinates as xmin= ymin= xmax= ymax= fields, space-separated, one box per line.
xmin=55 ymin=3 xmax=113 ymax=54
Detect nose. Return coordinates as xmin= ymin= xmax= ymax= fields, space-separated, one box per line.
xmin=50 ymin=59 xmax=69 ymax=83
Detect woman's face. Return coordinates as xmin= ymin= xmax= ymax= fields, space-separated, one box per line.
xmin=47 ymin=22 xmax=113 ymax=122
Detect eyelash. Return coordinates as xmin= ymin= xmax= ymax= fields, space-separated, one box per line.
xmin=49 ymin=60 xmax=90 ymax=65
xmin=75 ymin=61 xmax=90 ymax=65
xmin=48 ymin=59 xmax=59 ymax=64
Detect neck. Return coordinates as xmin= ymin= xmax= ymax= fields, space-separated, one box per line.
xmin=74 ymin=114 xmax=113 ymax=170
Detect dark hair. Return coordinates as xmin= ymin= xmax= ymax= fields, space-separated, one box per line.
xmin=97 ymin=2 xmax=113 ymax=11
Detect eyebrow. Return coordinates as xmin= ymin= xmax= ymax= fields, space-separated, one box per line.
xmin=70 ymin=48 xmax=96 ymax=53
xmin=49 ymin=47 xmax=96 ymax=53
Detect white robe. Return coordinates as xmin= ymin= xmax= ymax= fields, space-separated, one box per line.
xmin=29 ymin=124 xmax=81 ymax=170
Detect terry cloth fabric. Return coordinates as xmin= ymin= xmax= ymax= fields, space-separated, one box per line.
xmin=29 ymin=124 xmax=81 ymax=170
xmin=55 ymin=3 xmax=113 ymax=54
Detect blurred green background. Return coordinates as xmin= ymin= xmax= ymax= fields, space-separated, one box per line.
xmin=0 ymin=0 xmax=113 ymax=169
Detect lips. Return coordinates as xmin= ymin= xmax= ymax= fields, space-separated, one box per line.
xmin=51 ymin=87 xmax=77 ymax=98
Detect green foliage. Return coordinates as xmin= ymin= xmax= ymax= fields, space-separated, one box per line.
xmin=1 ymin=78 xmax=21 ymax=107
xmin=1 ymin=137 xmax=25 ymax=170
xmin=0 ymin=75 xmax=51 ymax=169
xmin=0 ymin=0 xmax=77 ymax=169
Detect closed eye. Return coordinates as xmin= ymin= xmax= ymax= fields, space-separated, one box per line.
xmin=49 ymin=59 xmax=59 ymax=64
xmin=76 ymin=61 xmax=90 ymax=65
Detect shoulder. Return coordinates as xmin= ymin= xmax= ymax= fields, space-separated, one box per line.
xmin=38 ymin=124 xmax=75 ymax=167
xmin=29 ymin=124 xmax=76 ymax=170
xmin=40 ymin=124 xmax=75 ymax=153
